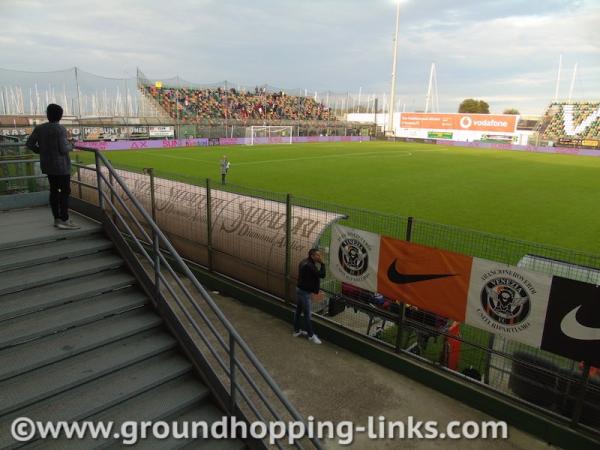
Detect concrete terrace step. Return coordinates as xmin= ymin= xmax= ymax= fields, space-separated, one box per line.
xmin=168 ymin=406 xmax=247 ymax=450
xmin=0 ymin=352 xmax=193 ymax=449
xmin=0 ymin=329 xmax=178 ymax=416
xmin=0 ymin=288 xmax=147 ymax=349
xmin=0 ymin=251 xmax=123 ymax=296
xmin=37 ymin=376 xmax=212 ymax=449
xmin=0 ymin=307 xmax=163 ymax=382
xmin=130 ymin=403 xmax=247 ymax=450
xmin=0 ymin=207 xmax=244 ymax=450
xmin=0 ymin=208 xmax=100 ymax=250
xmin=0 ymin=234 xmax=113 ymax=272
xmin=0 ymin=269 xmax=136 ymax=322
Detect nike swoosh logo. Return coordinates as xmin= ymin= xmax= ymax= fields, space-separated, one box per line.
xmin=560 ymin=305 xmax=600 ymax=341
xmin=387 ymin=259 xmax=456 ymax=284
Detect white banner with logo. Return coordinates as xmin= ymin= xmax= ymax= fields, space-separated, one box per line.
xmin=330 ymin=224 xmax=380 ymax=292
xmin=465 ymin=258 xmax=553 ymax=348
xmin=149 ymin=126 xmax=175 ymax=138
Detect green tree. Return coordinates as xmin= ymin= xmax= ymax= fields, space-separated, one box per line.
xmin=503 ymin=108 xmax=520 ymax=115
xmin=458 ymin=99 xmax=490 ymax=114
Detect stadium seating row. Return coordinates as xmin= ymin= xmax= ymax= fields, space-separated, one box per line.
xmin=144 ymin=85 xmax=334 ymax=123
xmin=536 ymin=102 xmax=600 ymax=141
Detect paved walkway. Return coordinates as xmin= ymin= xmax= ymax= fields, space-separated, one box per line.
xmin=205 ymin=291 xmax=555 ymax=449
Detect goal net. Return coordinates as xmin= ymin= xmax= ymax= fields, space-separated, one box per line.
xmin=245 ymin=126 xmax=294 ymax=145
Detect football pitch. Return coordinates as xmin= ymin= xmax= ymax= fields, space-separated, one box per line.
xmin=78 ymin=141 xmax=600 ymax=254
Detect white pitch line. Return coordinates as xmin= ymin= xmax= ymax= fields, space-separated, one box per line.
xmin=145 ymin=153 xmax=215 ymax=165
xmin=235 ymin=150 xmax=415 ymax=166
xmin=151 ymin=149 xmax=414 ymax=166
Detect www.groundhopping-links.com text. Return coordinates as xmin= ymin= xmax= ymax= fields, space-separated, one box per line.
xmin=11 ymin=415 xmax=509 ymax=445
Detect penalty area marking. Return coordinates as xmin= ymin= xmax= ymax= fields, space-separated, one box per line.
xmin=143 ymin=148 xmax=418 ymax=167
xmin=177 ymin=149 xmax=414 ymax=166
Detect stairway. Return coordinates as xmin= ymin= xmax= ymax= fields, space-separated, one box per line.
xmin=0 ymin=207 xmax=245 ymax=449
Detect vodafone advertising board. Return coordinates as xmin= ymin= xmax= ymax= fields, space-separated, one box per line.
xmin=400 ymin=113 xmax=518 ymax=133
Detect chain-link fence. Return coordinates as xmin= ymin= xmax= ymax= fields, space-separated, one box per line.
xmin=66 ymin=159 xmax=600 ymax=436
xmin=3 ymin=150 xmax=596 ymax=436
xmin=0 ymin=67 xmax=389 ymax=120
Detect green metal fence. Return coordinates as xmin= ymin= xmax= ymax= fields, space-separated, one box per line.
xmin=86 ymin=163 xmax=598 ymax=436
xmin=0 ymin=142 xmax=47 ymax=195
xmin=4 ymin=152 xmax=599 ymax=437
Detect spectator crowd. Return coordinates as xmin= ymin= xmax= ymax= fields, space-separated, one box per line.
xmin=145 ymin=85 xmax=334 ymax=123
xmin=538 ymin=101 xmax=600 ymax=141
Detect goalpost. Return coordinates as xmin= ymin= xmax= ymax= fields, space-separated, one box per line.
xmin=245 ymin=126 xmax=294 ymax=146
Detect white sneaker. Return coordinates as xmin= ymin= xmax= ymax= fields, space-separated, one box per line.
xmin=53 ymin=219 xmax=61 ymax=227
xmin=56 ymin=220 xmax=81 ymax=230
xmin=293 ymin=330 xmax=308 ymax=338
xmin=308 ymin=335 xmax=322 ymax=344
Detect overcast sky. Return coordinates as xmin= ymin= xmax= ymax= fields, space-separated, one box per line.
xmin=1 ymin=0 xmax=598 ymax=113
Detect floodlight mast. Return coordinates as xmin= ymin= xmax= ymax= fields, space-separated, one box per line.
xmin=554 ymin=54 xmax=562 ymax=102
xmin=387 ymin=0 xmax=401 ymax=136
xmin=425 ymin=63 xmax=435 ymax=114
xmin=568 ymin=62 xmax=578 ymax=102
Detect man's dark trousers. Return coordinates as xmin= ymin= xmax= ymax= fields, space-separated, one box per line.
xmin=47 ymin=174 xmax=71 ymax=221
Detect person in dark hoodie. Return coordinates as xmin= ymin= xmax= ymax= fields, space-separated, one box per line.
xmin=26 ymin=104 xmax=79 ymax=229
xmin=293 ymin=248 xmax=326 ymax=344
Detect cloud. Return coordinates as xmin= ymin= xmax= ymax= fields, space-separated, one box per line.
xmin=0 ymin=0 xmax=597 ymax=113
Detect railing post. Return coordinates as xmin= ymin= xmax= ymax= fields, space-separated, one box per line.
xmin=146 ymin=168 xmax=157 ymax=222
xmin=206 ymin=178 xmax=213 ymax=272
xmin=146 ymin=168 xmax=160 ymax=300
xmin=284 ymin=193 xmax=293 ymax=303
xmin=94 ymin=151 xmax=104 ymax=209
xmin=75 ymin=153 xmax=82 ymax=199
xmin=25 ymin=156 xmax=35 ymax=193
xmin=394 ymin=313 xmax=403 ymax=353
xmin=406 ymin=216 xmax=414 ymax=241
xmin=571 ymin=362 xmax=591 ymax=427
xmin=394 ymin=216 xmax=414 ymax=352
xmin=229 ymin=333 xmax=237 ymax=413
xmin=108 ymin=169 xmax=116 ymax=222
xmin=483 ymin=334 xmax=495 ymax=385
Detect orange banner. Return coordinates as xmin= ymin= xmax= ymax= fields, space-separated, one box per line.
xmin=377 ymin=237 xmax=473 ymax=321
xmin=400 ymin=113 xmax=517 ymax=133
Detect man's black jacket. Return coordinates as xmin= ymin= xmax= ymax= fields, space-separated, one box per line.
xmin=26 ymin=122 xmax=72 ymax=175
xmin=297 ymin=258 xmax=326 ymax=293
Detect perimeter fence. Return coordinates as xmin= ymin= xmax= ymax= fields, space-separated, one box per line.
xmin=0 ymin=67 xmax=387 ymax=119
xmin=2 ymin=148 xmax=599 ymax=437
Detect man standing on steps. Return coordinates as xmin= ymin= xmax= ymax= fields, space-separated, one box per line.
xmin=220 ymin=155 xmax=230 ymax=185
xmin=26 ymin=104 xmax=80 ymax=230
xmin=294 ymin=248 xmax=326 ymax=344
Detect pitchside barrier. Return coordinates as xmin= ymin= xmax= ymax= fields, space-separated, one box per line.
xmin=60 ymin=158 xmax=600 ymax=437
xmin=4 ymin=152 xmax=597 ymax=437
xmin=395 ymin=137 xmax=600 ymax=157
xmin=75 ymin=135 xmax=369 ymax=151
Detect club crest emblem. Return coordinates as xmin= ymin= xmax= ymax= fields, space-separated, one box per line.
xmin=481 ymin=277 xmax=531 ymax=325
xmin=338 ymin=238 xmax=369 ymax=277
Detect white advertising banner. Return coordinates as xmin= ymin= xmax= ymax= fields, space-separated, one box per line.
xmin=465 ymin=258 xmax=553 ymax=348
xmin=329 ymin=224 xmax=381 ymax=292
xmin=149 ymin=126 xmax=175 ymax=138
xmin=76 ymin=167 xmax=344 ymax=297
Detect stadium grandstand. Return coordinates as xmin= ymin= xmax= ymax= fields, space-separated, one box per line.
xmin=535 ymin=101 xmax=600 ymax=147
xmin=143 ymin=84 xmax=334 ymax=122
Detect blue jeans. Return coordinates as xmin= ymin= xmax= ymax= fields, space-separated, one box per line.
xmin=294 ymin=288 xmax=314 ymax=337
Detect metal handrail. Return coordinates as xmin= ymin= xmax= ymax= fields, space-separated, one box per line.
xmin=79 ymin=146 xmax=322 ymax=450
xmin=0 ymin=175 xmax=46 ymax=182
xmin=0 ymin=159 xmax=39 ymax=165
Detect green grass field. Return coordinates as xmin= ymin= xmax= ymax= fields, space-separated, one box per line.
xmin=78 ymin=141 xmax=600 ymax=254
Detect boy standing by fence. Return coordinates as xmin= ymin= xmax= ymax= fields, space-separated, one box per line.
xmin=26 ymin=104 xmax=79 ymax=230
